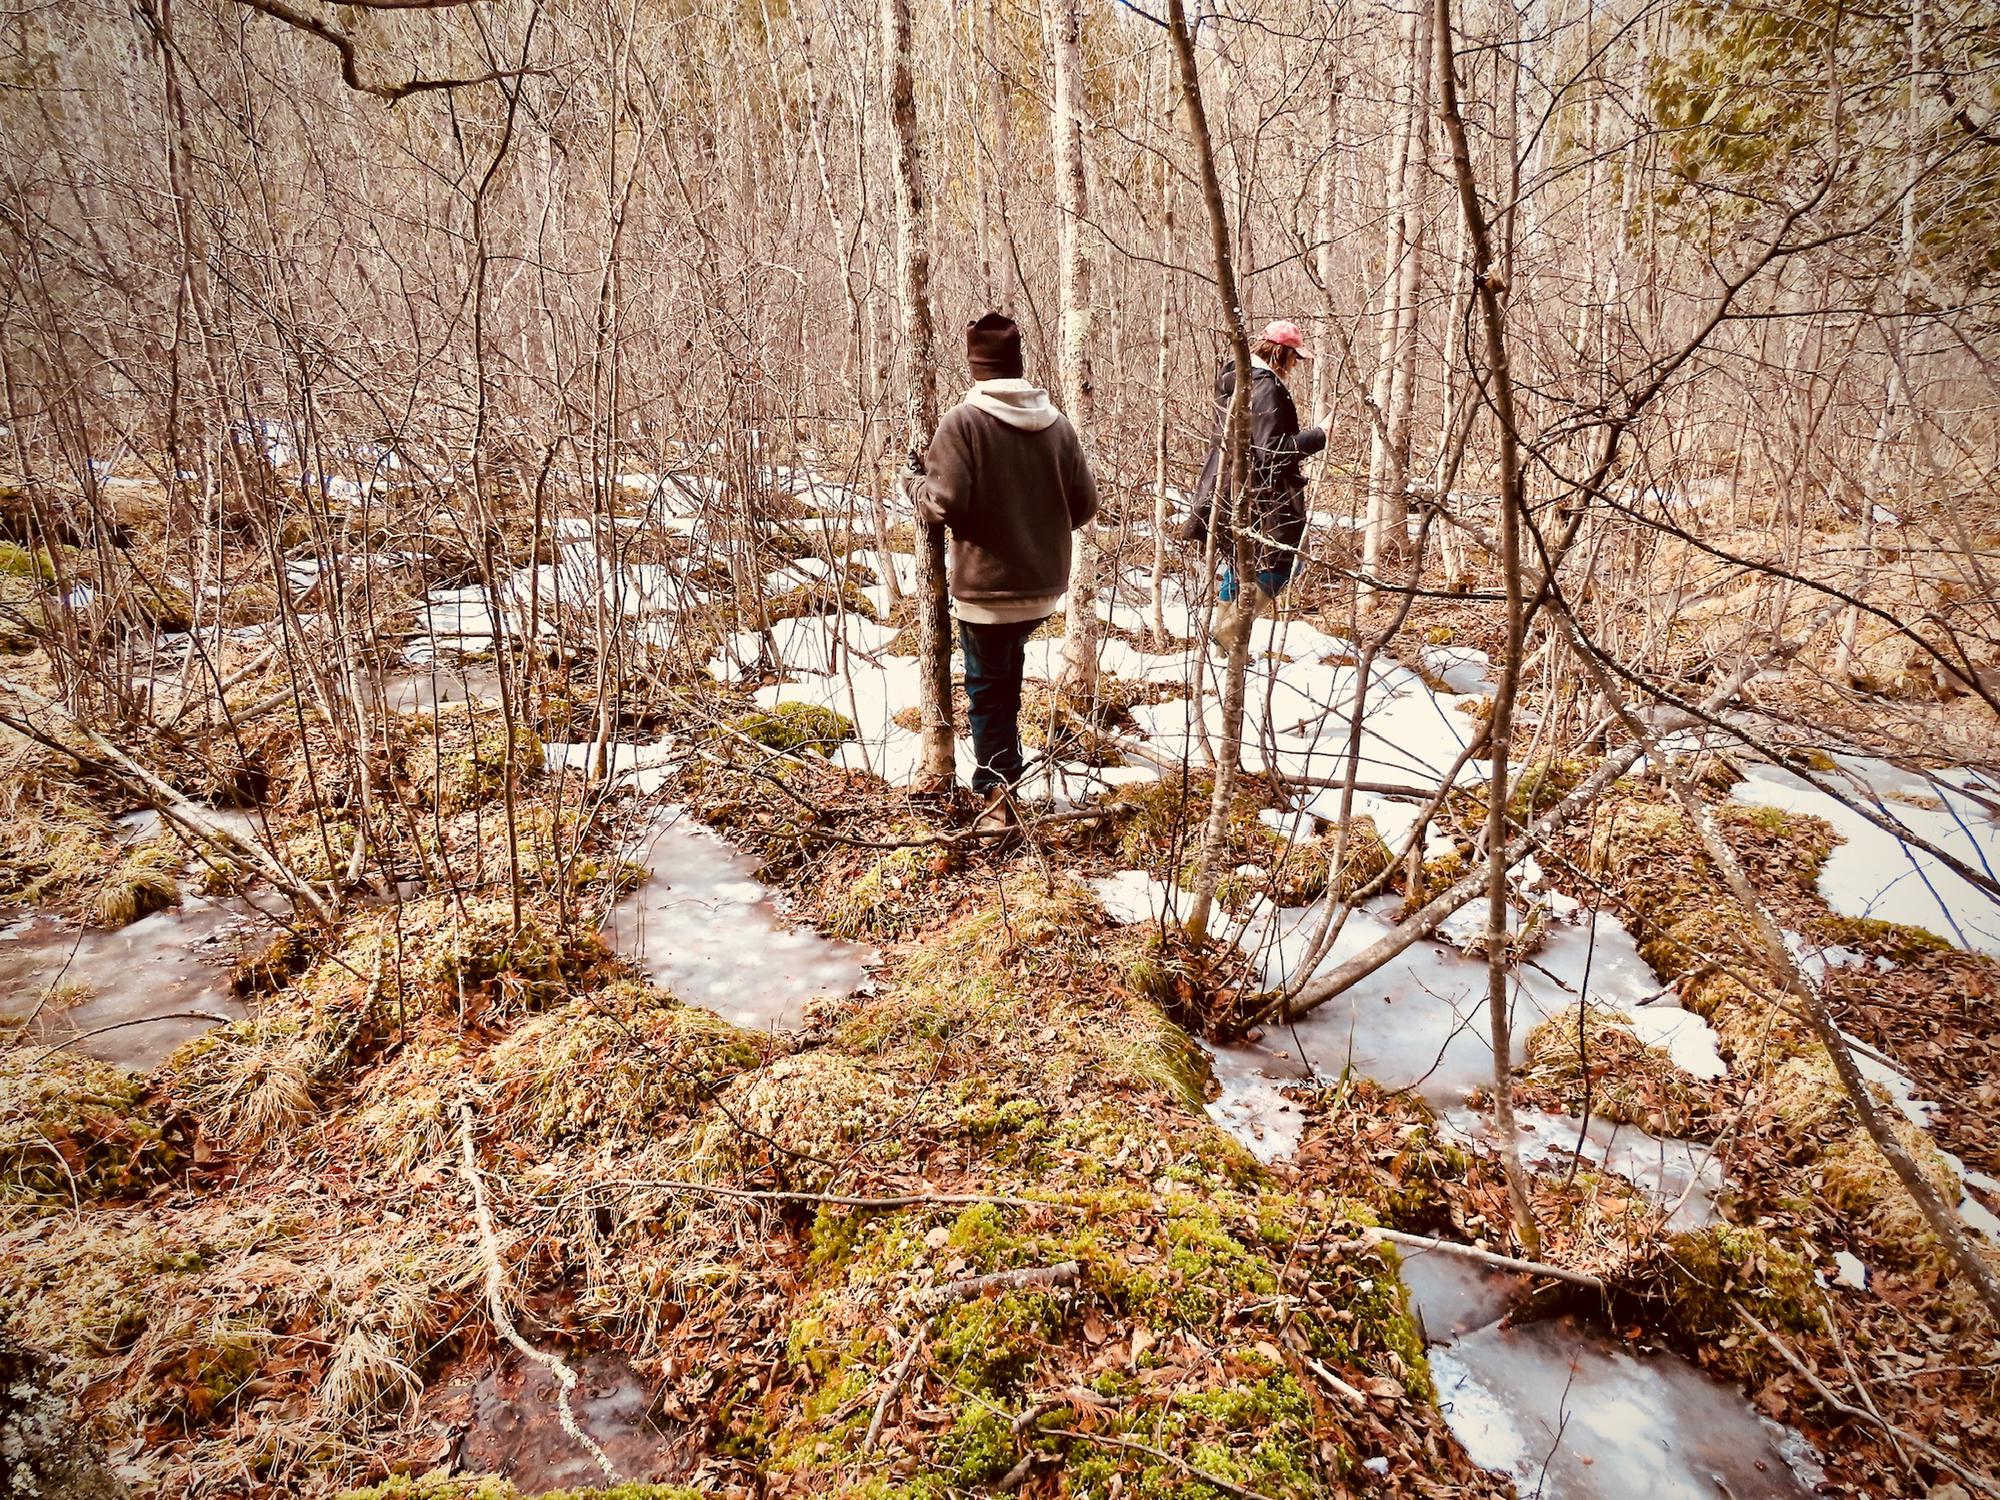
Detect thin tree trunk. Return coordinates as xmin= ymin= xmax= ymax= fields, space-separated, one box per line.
xmin=985 ymin=0 xmax=1016 ymax=316
xmin=1049 ymin=0 xmax=1100 ymax=698
xmin=883 ymin=0 xmax=954 ymax=786
xmin=1165 ymin=0 xmax=1254 ymax=947
xmin=1434 ymin=0 xmax=1539 ymax=1253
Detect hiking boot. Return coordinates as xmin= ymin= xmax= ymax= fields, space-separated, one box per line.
xmin=1208 ymin=596 xmax=1257 ymax=654
xmin=972 ymin=788 xmax=1020 ymax=841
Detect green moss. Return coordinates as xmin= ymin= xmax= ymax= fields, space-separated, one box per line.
xmin=0 ymin=1046 xmax=178 ymax=1208
xmin=931 ymin=1288 xmax=1065 ymax=1393
xmin=935 ymin=1401 xmax=1020 ymax=1486
xmin=1117 ymin=772 xmax=1266 ymax=871
xmin=486 ymin=981 xmax=767 ymax=1144
xmin=1654 ymin=1223 xmax=1819 ymax=1372
xmin=1507 ymin=756 xmax=1594 ymax=820
xmin=725 ymin=702 xmax=855 ymax=756
xmin=0 ymin=542 xmax=56 ymax=584
xmin=406 ymin=705 xmax=542 ymax=815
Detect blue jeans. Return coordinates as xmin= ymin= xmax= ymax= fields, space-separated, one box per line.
xmin=1219 ymin=558 xmax=1295 ymax=603
xmin=957 ymin=616 xmax=1048 ymax=795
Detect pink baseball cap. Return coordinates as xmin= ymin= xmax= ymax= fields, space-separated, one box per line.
xmin=1261 ymin=319 xmax=1314 ymax=360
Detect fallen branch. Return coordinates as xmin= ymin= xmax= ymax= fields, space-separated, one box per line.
xmin=0 ymin=677 xmax=334 ymax=921
xmin=1554 ymin=609 xmax=2000 ymax=1326
xmin=912 ymin=1260 xmax=1081 ymax=1314
xmin=458 ymin=1103 xmax=620 ymax=1483
xmin=1369 ymin=1228 xmax=1605 ymax=1292
xmin=1735 ymin=1304 xmax=2000 ymax=1498
xmin=593 ymin=1177 xmax=1074 ymax=1211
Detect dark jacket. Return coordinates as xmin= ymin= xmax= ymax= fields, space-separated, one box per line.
xmin=915 ymin=388 xmax=1098 ymax=604
xmin=1182 ymin=361 xmax=1326 ymax=574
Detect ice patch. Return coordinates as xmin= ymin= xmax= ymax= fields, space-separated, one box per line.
xmin=1733 ymin=761 xmax=2000 ymax=954
xmin=602 ymin=811 xmax=872 ymax=1031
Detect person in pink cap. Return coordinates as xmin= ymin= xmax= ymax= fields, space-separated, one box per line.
xmin=1181 ymin=319 xmax=1331 ymax=649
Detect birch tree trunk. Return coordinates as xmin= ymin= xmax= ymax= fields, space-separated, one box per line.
xmin=1165 ymin=0 xmax=1255 ymax=947
xmin=1365 ymin=2 xmax=1430 ymax=597
xmin=1048 ymin=0 xmax=1100 ymax=698
xmin=984 ymin=0 xmax=1016 ymax=316
xmin=883 ymin=0 xmax=954 ymax=787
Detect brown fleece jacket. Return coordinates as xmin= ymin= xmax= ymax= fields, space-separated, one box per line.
xmin=914 ymin=395 xmax=1098 ymax=605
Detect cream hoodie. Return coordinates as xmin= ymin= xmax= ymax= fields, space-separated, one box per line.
xmin=960 ymin=378 xmax=1061 ymax=433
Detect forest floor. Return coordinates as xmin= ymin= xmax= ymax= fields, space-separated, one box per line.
xmin=2 ymin=465 xmax=1998 ymax=1500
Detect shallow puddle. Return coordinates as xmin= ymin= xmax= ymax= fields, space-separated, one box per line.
xmin=1425 ymin=1301 xmax=1822 ymax=1499
xmin=0 ymin=895 xmax=272 ymax=1069
xmin=450 ymin=1351 xmax=687 ymax=1491
xmin=601 ymin=811 xmax=872 ymax=1031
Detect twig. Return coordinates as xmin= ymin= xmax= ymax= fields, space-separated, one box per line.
xmin=911 ymin=1259 xmax=1081 ymax=1314
xmin=864 ymin=1325 xmax=928 ymax=1453
xmin=457 ymin=1103 xmax=620 ymax=1484
xmin=866 ymin=1262 xmax=1081 ymax=1454
xmin=1303 ymin=1356 xmax=1369 ymax=1405
xmin=31 ymin=1010 xmax=238 ymax=1063
xmin=1734 ymin=1303 xmax=2000 ymax=1498
xmin=1370 ymin=1228 xmax=1606 ymax=1292
xmin=1033 ymin=1426 xmax=1282 ymax=1500
xmin=593 ymin=1177 xmax=1073 ymax=1211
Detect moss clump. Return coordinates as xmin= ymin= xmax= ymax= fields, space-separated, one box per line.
xmin=693 ymin=1051 xmax=913 ymax=1190
xmin=930 ymin=1287 xmax=1066 ymax=1394
xmin=406 ymin=704 xmax=543 ymax=815
xmin=1806 ymin=912 xmax=1954 ymax=962
xmin=1649 ymin=1223 xmax=1819 ymax=1378
xmin=411 ymin=898 xmax=611 ymax=1019
xmin=162 ymin=1012 xmax=322 ymax=1150
xmin=763 ymin=580 xmax=879 ymax=624
xmin=1262 ymin=820 xmax=1392 ymax=907
xmin=0 ymin=1046 xmax=178 ymax=1209
xmin=1507 ymin=756 xmax=1594 ymax=821
xmin=0 ymin=542 xmax=56 ymax=583
xmin=1116 ymin=771 xmax=1266 ymax=872
xmin=823 ymin=841 xmax=934 ymax=940
xmin=85 ymin=839 xmax=181 ymax=928
xmin=1519 ymin=1004 xmax=1711 ymax=1136
xmin=346 ymin=1030 xmax=466 ymax=1169
xmin=1818 ymin=1119 xmax=1965 ymax=1266
xmin=0 ymin=781 xmax=119 ymax=912
xmin=726 ymin=702 xmax=855 ymax=756
xmin=230 ymin=928 xmax=308 ymax=996
xmin=485 ymin=981 xmax=767 ymax=1145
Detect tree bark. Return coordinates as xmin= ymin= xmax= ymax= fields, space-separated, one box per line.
xmin=882 ymin=0 xmax=954 ymax=786
xmin=1434 ymin=0 xmax=1538 ymax=1254
xmin=1048 ymin=0 xmax=1100 ymax=698
xmin=1165 ymin=0 xmax=1254 ymax=947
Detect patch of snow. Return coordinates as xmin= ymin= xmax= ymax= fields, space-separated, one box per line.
xmin=1088 ymin=870 xmax=1176 ymax=927
xmin=1626 ymin=1000 xmax=1728 ymax=1081
xmin=1733 ymin=762 xmax=2000 ymax=955
xmin=1832 ymin=1251 xmax=1868 ymax=1289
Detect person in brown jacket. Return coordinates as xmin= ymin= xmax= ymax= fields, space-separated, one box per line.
xmin=916 ymin=311 xmax=1098 ymax=833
